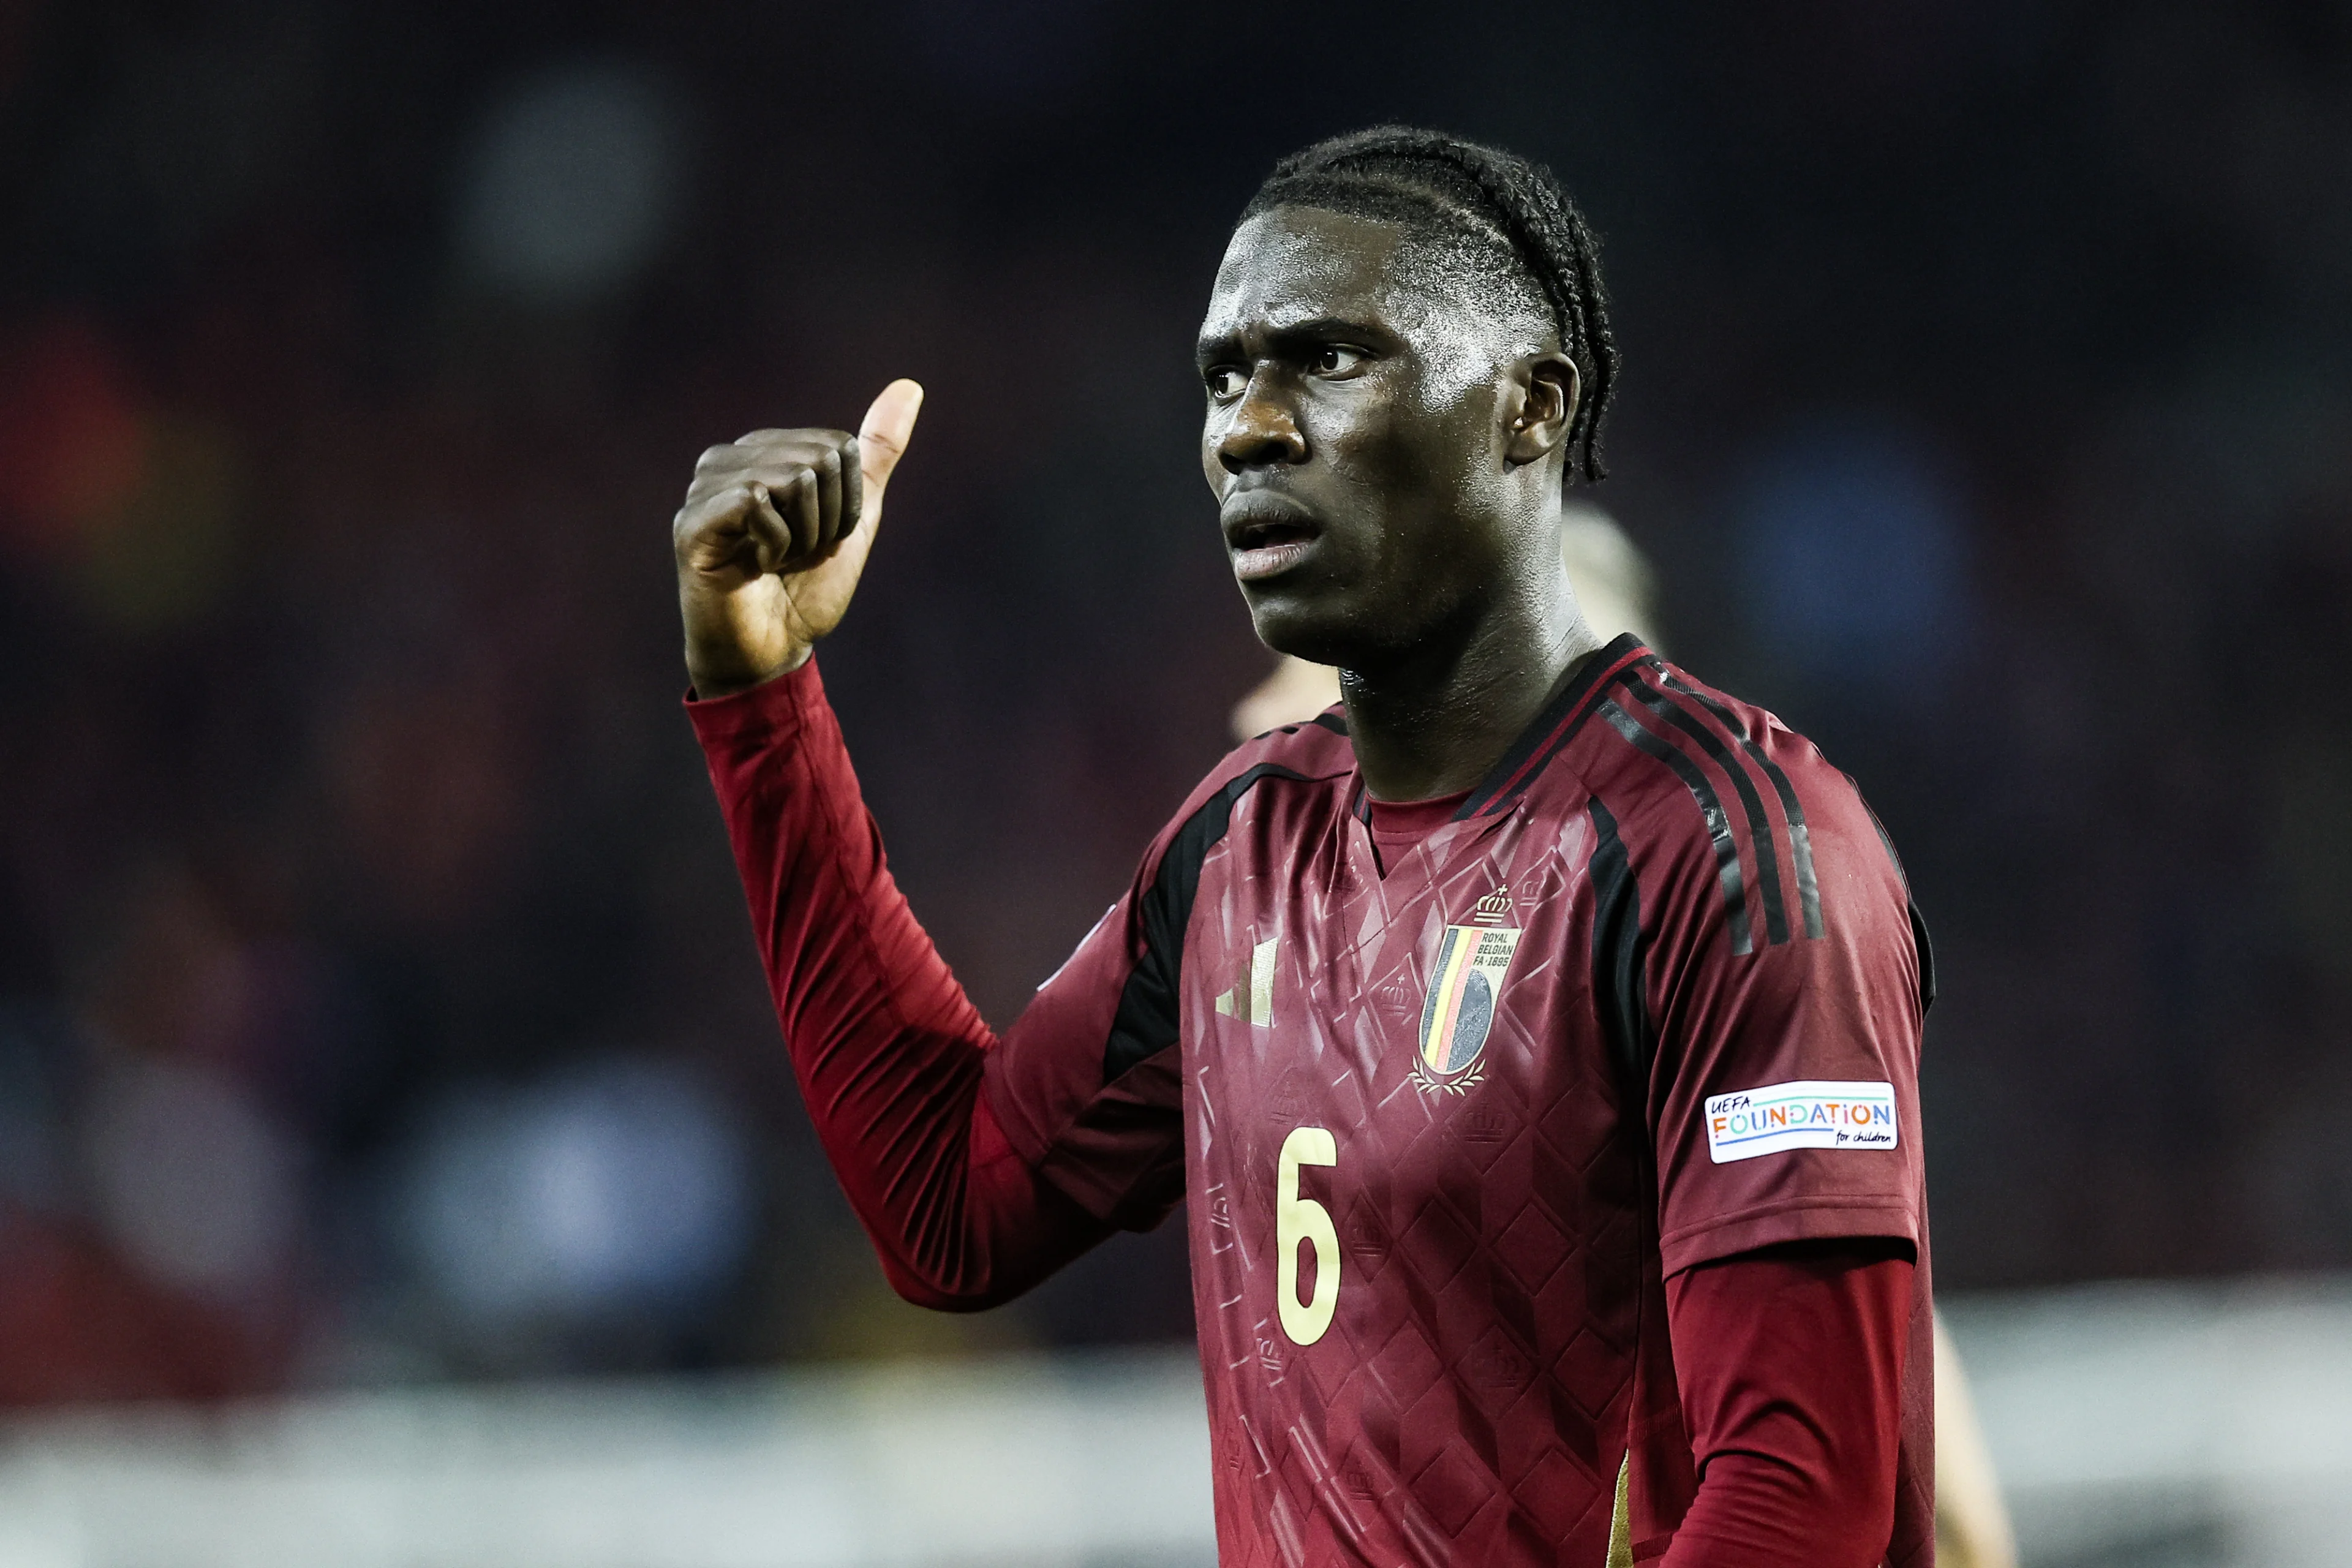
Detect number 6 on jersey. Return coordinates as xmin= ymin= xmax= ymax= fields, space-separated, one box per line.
xmin=1276 ymin=1126 xmax=1340 ymax=1344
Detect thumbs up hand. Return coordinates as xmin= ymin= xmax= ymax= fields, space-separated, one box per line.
xmin=672 ymin=379 xmax=924 ymax=696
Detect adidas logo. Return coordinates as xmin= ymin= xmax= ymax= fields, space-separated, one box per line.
xmin=1213 ymin=936 xmax=1278 ymax=1027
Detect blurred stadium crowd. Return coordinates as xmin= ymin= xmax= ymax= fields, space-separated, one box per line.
xmin=0 ymin=0 xmax=2349 ymax=1405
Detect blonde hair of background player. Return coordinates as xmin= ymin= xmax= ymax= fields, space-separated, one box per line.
xmin=1228 ymin=504 xmax=2018 ymax=1568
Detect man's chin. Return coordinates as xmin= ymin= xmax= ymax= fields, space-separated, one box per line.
xmin=1246 ymin=597 xmax=1365 ymax=669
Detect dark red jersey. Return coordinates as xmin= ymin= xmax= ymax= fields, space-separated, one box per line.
xmin=690 ymin=633 xmax=1934 ymax=1567
xmin=981 ymin=635 xmax=1932 ymax=1566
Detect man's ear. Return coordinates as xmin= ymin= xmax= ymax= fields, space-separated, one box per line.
xmin=1504 ymin=353 xmax=1580 ymax=467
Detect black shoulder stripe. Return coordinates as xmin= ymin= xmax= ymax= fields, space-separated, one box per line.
xmin=1910 ymin=900 xmax=1937 ymax=1015
xmin=1597 ymin=698 xmax=1754 ymax=957
xmin=1617 ymin=669 xmax=1790 ymax=947
xmin=1860 ymin=797 xmax=1937 ymax=1016
xmin=1311 ymin=710 xmax=1348 ymax=737
xmin=1588 ymin=799 xmax=1657 ymax=1101
xmin=1100 ymin=764 xmax=1311 ymax=1084
xmin=1662 ymin=673 xmax=1823 ymax=940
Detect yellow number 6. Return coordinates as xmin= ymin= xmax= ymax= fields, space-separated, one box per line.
xmin=1276 ymin=1126 xmax=1340 ymax=1345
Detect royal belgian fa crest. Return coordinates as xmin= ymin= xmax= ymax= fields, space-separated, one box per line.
xmin=1413 ymin=897 xmax=1522 ymax=1096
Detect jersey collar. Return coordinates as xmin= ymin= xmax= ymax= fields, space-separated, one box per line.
xmin=1450 ymin=633 xmax=1651 ymax=821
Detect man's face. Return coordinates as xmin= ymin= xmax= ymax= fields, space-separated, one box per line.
xmin=1196 ymin=206 xmax=1552 ymax=668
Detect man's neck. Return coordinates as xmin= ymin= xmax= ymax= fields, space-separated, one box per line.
xmin=1340 ymin=590 xmax=1604 ymax=803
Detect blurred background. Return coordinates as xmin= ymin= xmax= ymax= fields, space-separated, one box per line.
xmin=1 ymin=1 xmax=2350 ymax=1563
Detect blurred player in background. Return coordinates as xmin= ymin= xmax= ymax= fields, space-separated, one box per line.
xmin=1232 ymin=507 xmax=2018 ymax=1568
xmin=675 ymin=127 xmax=1937 ymax=1565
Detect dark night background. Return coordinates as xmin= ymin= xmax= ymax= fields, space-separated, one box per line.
xmin=1 ymin=0 xmax=2349 ymax=1401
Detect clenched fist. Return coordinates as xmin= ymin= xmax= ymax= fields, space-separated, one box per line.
xmin=673 ymin=379 xmax=924 ymax=697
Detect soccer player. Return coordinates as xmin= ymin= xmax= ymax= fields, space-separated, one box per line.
xmin=674 ymin=128 xmax=1934 ymax=1566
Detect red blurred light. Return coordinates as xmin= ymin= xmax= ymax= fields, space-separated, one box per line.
xmin=0 ymin=317 xmax=151 ymax=554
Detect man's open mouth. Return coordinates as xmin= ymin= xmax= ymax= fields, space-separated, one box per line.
xmin=1223 ymin=499 xmax=1322 ymax=583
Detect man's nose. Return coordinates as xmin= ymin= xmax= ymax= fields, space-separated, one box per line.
xmin=1216 ymin=377 xmax=1308 ymax=474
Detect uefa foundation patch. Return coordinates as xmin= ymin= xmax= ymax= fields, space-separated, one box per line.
xmin=1705 ymin=1080 xmax=1898 ymax=1163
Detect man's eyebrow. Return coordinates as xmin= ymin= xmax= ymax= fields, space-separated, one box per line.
xmin=1194 ymin=329 xmax=1239 ymax=369
xmin=1265 ymin=314 xmax=1385 ymax=345
xmin=1195 ymin=315 xmax=1392 ymax=367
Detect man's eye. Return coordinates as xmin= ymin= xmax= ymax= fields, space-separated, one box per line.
xmin=1309 ymin=345 xmax=1368 ymax=376
xmin=1205 ymin=367 xmax=1248 ymax=399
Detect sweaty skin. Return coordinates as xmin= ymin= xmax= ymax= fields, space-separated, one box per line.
xmin=1194 ymin=207 xmax=1602 ymax=801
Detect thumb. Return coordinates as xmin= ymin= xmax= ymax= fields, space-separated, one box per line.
xmin=858 ymin=379 xmax=924 ymax=498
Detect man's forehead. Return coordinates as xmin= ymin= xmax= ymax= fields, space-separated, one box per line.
xmin=1199 ymin=208 xmax=1407 ymax=339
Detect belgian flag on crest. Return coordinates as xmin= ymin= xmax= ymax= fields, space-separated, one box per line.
xmin=1414 ymin=924 xmax=1522 ymax=1095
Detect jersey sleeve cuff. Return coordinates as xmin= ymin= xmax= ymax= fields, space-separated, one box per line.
xmin=682 ymin=656 xmax=824 ymax=746
xmin=1658 ymin=1194 xmax=1920 ymax=1277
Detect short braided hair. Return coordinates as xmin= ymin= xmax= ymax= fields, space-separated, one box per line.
xmin=1240 ymin=126 xmax=1619 ymax=483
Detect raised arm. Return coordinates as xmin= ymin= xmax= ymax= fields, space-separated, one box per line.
xmin=674 ymin=384 xmax=1115 ymax=1310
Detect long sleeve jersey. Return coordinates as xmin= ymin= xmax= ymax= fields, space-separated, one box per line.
xmin=690 ymin=635 xmax=1934 ymax=1567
